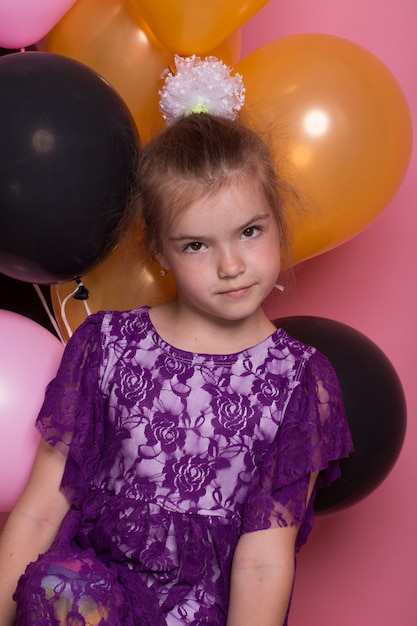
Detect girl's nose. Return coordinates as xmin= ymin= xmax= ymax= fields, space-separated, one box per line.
xmin=217 ymin=247 xmax=245 ymax=279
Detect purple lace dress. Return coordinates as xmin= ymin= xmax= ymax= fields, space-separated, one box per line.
xmin=14 ymin=307 xmax=353 ymax=625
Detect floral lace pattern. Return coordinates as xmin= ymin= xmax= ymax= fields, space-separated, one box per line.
xmin=14 ymin=307 xmax=353 ymax=625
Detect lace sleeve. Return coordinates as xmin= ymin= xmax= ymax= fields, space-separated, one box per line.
xmin=35 ymin=312 xmax=106 ymax=504
xmin=242 ymin=351 xmax=354 ymax=550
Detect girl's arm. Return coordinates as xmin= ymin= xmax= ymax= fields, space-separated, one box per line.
xmin=226 ymin=524 xmax=298 ymax=626
xmin=227 ymin=471 xmax=318 ymax=626
xmin=0 ymin=438 xmax=71 ymax=625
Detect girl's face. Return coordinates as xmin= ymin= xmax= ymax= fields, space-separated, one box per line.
xmin=156 ymin=181 xmax=282 ymax=327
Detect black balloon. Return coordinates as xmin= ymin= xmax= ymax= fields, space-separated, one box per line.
xmin=0 ymin=51 xmax=141 ymax=284
xmin=275 ymin=316 xmax=406 ymax=515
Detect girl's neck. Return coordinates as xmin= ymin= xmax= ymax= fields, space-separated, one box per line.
xmin=148 ymin=300 xmax=276 ymax=355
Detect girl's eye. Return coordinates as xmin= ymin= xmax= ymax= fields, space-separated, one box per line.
xmin=241 ymin=226 xmax=260 ymax=239
xmin=185 ymin=241 xmax=206 ymax=253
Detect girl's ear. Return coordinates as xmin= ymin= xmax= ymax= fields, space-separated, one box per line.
xmin=154 ymin=251 xmax=170 ymax=272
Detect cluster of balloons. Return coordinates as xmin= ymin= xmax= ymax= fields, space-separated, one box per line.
xmin=0 ymin=2 xmax=411 ymax=512
xmin=0 ymin=0 xmax=412 ymax=290
xmin=45 ymin=0 xmax=244 ymax=145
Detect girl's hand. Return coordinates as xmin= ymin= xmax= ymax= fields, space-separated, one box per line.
xmin=0 ymin=439 xmax=70 ymax=624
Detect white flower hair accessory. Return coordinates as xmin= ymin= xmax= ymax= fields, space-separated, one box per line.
xmin=159 ymin=55 xmax=245 ymax=125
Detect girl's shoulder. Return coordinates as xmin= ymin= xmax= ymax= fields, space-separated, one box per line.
xmin=100 ymin=305 xmax=151 ymax=333
xmin=272 ymin=326 xmax=316 ymax=357
xmin=71 ymin=306 xmax=151 ymax=341
xmin=271 ymin=327 xmax=340 ymax=389
xmin=62 ymin=308 xmax=152 ymax=370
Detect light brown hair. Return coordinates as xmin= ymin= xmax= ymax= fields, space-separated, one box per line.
xmin=127 ymin=113 xmax=293 ymax=269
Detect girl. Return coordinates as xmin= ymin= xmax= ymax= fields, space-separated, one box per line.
xmin=0 ymin=56 xmax=353 ymax=625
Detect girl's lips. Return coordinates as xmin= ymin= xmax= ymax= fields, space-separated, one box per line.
xmin=219 ymin=286 xmax=251 ymax=299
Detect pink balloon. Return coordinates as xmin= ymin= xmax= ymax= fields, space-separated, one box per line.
xmin=0 ymin=0 xmax=77 ymax=49
xmin=0 ymin=311 xmax=64 ymax=511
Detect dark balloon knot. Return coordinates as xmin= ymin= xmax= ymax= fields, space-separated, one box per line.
xmin=73 ymin=277 xmax=89 ymax=301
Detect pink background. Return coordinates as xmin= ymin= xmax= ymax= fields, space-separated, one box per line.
xmin=1 ymin=1 xmax=415 ymax=623
xmin=240 ymin=1 xmax=416 ymax=624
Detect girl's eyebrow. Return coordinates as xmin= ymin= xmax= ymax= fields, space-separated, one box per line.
xmin=239 ymin=213 xmax=271 ymax=231
xmin=168 ymin=213 xmax=271 ymax=242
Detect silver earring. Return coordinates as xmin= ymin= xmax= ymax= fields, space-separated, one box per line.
xmin=160 ymin=269 xmax=168 ymax=277
xmin=274 ymin=284 xmax=285 ymax=292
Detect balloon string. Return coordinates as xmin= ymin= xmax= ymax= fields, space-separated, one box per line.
xmin=54 ymin=283 xmax=92 ymax=341
xmin=32 ymin=284 xmax=66 ymax=345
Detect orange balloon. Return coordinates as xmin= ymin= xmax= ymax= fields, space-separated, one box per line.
xmin=127 ymin=0 xmax=267 ymax=55
xmin=46 ymin=0 xmax=172 ymax=144
xmin=236 ymin=34 xmax=413 ymax=264
xmin=210 ymin=28 xmax=241 ymax=67
xmin=46 ymin=0 xmax=241 ymax=144
xmin=51 ymin=237 xmax=177 ymax=341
